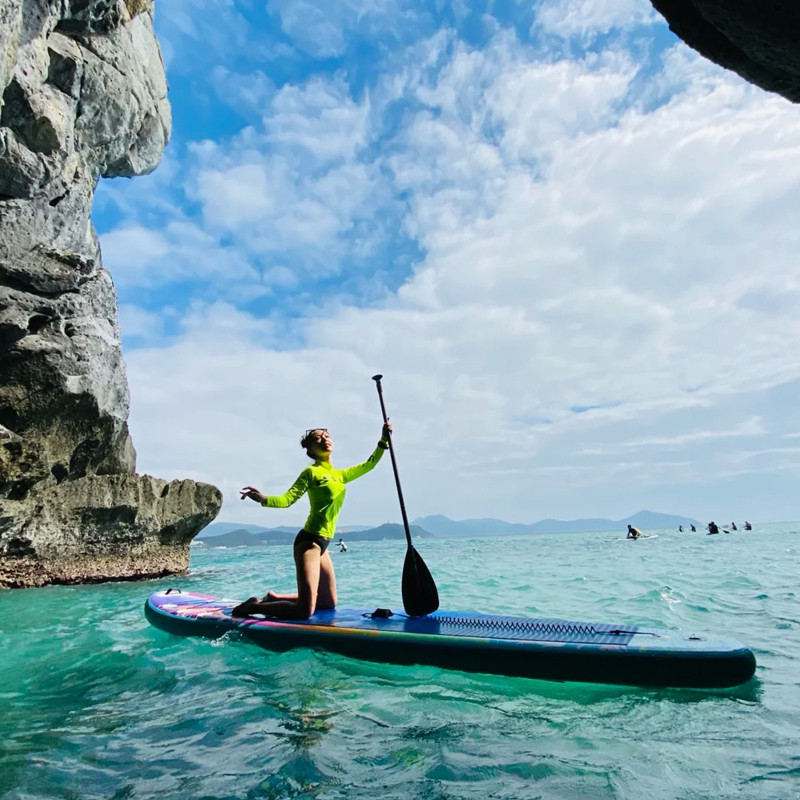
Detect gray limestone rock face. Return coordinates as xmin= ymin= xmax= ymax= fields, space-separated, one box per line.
xmin=0 ymin=0 xmax=222 ymax=589
xmin=651 ymin=1 xmax=800 ymax=103
xmin=0 ymin=473 xmax=222 ymax=587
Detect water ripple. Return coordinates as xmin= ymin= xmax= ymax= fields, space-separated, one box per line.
xmin=1 ymin=525 xmax=798 ymax=799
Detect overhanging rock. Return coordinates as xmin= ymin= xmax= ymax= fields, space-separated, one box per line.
xmin=651 ymin=0 xmax=800 ymax=103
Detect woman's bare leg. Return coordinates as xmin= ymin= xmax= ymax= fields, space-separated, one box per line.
xmin=232 ymin=540 xmax=321 ymax=619
xmin=259 ymin=590 xmax=297 ymax=602
xmin=258 ymin=548 xmax=336 ymax=606
xmin=315 ymin=550 xmax=337 ymax=610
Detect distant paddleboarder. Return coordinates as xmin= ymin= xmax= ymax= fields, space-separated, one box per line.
xmin=338 ymin=538 xmax=348 ymax=553
xmin=730 ymin=522 xmax=737 ymax=531
xmin=707 ymin=521 xmax=719 ymax=535
xmin=690 ymin=524 xmax=696 ymax=532
xmin=234 ymin=423 xmax=391 ymax=620
xmin=626 ymin=525 xmax=642 ymax=540
xmin=744 ymin=521 xmax=752 ymax=531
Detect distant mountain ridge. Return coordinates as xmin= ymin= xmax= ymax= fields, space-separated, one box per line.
xmin=413 ymin=510 xmax=700 ymax=535
xmin=198 ymin=521 xmax=374 ymax=539
xmin=199 ymin=510 xmax=700 ymax=543
xmin=197 ymin=522 xmax=434 ymax=548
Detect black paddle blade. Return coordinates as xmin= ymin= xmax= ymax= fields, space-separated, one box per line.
xmin=402 ymin=546 xmax=439 ymax=617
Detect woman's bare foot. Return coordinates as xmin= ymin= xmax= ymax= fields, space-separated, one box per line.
xmin=231 ymin=597 xmax=258 ymax=617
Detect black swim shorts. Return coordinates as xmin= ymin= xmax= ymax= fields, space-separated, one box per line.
xmin=294 ymin=529 xmax=331 ymax=554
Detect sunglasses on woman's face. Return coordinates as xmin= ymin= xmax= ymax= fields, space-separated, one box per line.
xmin=305 ymin=428 xmax=328 ymax=438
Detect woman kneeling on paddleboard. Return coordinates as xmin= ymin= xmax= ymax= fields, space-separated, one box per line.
xmin=233 ymin=424 xmax=391 ymax=620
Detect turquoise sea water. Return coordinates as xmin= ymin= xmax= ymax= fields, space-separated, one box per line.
xmin=1 ymin=523 xmax=798 ymax=800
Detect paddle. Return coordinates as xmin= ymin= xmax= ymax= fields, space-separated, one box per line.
xmin=372 ymin=374 xmax=439 ymax=617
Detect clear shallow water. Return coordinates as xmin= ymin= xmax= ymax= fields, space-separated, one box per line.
xmin=1 ymin=523 xmax=798 ymax=800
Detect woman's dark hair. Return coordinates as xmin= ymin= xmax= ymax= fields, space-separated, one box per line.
xmin=300 ymin=428 xmax=326 ymax=454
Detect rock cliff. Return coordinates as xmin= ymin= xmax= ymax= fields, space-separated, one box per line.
xmin=0 ymin=0 xmax=221 ymax=588
xmin=651 ymin=1 xmax=800 ymax=103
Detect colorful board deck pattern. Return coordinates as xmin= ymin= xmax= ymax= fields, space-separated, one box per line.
xmin=145 ymin=590 xmax=756 ymax=688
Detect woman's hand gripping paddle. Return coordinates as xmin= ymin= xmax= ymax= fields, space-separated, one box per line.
xmin=372 ymin=375 xmax=439 ymax=617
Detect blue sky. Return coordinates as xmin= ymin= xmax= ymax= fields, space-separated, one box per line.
xmin=93 ymin=0 xmax=800 ymax=527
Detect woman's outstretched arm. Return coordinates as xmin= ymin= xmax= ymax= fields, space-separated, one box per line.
xmin=240 ymin=471 xmax=310 ymax=506
xmin=339 ymin=424 xmax=392 ymax=483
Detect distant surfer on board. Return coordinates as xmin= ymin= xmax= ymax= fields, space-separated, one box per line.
xmin=233 ymin=423 xmax=391 ymax=619
xmin=626 ymin=525 xmax=642 ymax=540
xmin=338 ymin=538 xmax=348 ymax=553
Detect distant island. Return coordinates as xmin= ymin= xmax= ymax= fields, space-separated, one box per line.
xmin=195 ymin=522 xmax=433 ymax=549
xmin=412 ymin=510 xmax=701 ymax=536
xmin=195 ymin=510 xmax=701 ymax=547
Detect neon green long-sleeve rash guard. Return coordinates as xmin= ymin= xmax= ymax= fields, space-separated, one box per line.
xmin=260 ymin=445 xmax=386 ymax=539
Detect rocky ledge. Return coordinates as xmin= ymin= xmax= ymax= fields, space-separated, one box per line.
xmin=0 ymin=466 xmax=222 ymax=587
xmin=0 ymin=0 xmax=221 ymax=589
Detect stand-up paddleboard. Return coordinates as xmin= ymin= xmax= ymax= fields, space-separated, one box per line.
xmin=608 ymin=534 xmax=659 ymax=542
xmin=145 ymin=590 xmax=755 ymax=688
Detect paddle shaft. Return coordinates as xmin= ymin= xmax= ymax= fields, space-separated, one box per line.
xmin=372 ymin=375 xmax=413 ymax=549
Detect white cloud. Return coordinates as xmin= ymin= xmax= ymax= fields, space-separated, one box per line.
xmin=267 ymin=0 xmax=421 ymax=58
xmin=107 ymin=17 xmax=800 ymax=524
xmin=102 ymin=226 xmax=169 ymax=271
xmin=488 ymin=52 xmax=636 ymax=159
xmin=265 ymin=77 xmax=371 ymax=161
xmin=100 ymin=221 xmax=260 ymax=289
xmin=118 ymin=304 xmax=167 ymax=342
xmin=209 ymin=67 xmax=275 ymax=118
xmin=195 ymin=162 xmax=278 ymax=228
xmin=154 ymin=0 xmax=254 ymax=70
xmin=536 ymin=0 xmax=659 ymax=40
xmin=180 ymin=77 xmax=380 ymax=263
xmin=644 ymin=42 xmax=747 ymax=106
xmin=624 ymin=417 xmax=766 ymax=449
xmin=381 ymin=41 xmax=800 ymax=442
